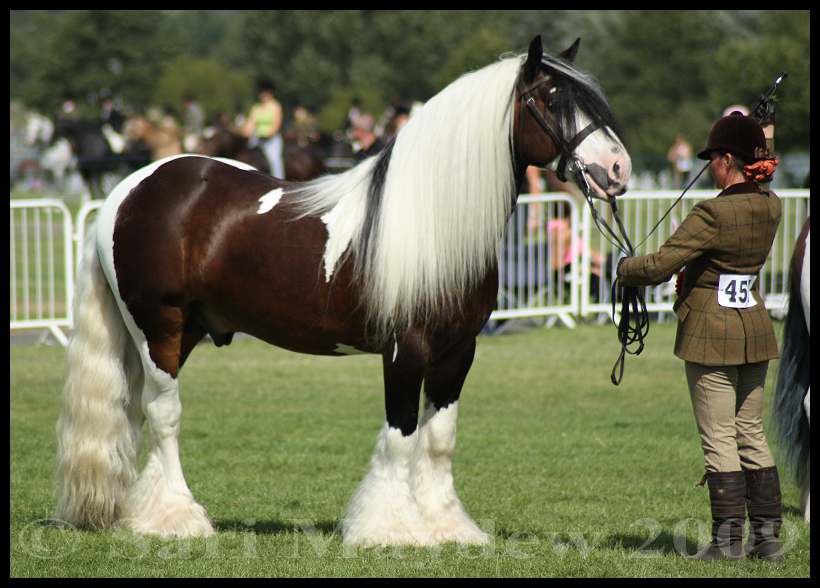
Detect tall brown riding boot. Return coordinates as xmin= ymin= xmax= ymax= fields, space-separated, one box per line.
xmin=744 ymin=466 xmax=784 ymax=561
xmin=689 ymin=471 xmax=747 ymax=561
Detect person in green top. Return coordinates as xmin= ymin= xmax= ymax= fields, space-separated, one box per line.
xmin=242 ymin=79 xmax=284 ymax=178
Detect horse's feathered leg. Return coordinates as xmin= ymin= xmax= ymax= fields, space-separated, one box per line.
xmin=342 ymin=332 xmax=427 ymax=547
xmin=412 ymin=337 xmax=490 ymax=545
xmin=90 ymin=164 xmax=216 ymax=538
xmin=113 ymin=307 xmax=213 ymax=539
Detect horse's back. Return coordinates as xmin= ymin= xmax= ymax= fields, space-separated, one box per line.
xmin=97 ymin=155 xmax=272 ymax=262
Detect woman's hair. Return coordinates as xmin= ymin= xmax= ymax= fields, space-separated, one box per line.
xmin=257 ymin=79 xmax=277 ymax=95
xmin=717 ymin=150 xmax=748 ymax=173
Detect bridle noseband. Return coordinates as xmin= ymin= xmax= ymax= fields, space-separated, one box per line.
xmin=515 ymin=64 xmax=599 ymax=183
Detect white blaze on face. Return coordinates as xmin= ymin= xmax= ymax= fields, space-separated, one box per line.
xmin=257 ymin=188 xmax=284 ymax=214
xmin=547 ymin=110 xmax=631 ymax=200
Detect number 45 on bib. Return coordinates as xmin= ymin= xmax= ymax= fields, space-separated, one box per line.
xmin=718 ymin=274 xmax=758 ymax=309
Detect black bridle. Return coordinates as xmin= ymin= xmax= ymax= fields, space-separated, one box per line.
xmin=515 ymin=63 xmax=634 ymax=255
xmin=516 ymin=62 xmax=648 ymax=385
xmin=516 ymin=68 xmax=600 ymax=184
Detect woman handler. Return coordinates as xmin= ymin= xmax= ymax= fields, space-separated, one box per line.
xmin=618 ymin=111 xmax=783 ymax=561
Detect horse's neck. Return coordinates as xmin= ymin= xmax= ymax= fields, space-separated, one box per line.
xmin=149 ymin=124 xmax=175 ymax=147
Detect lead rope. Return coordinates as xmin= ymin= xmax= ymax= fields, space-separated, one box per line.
xmin=570 ymin=159 xmax=648 ymax=385
xmin=609 ymin=258 xmax=648 ymax=385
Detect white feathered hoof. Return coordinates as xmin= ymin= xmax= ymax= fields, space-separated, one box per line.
xmin=342 ymin=425 xmax=427 ymax=547
xmin=341 ymin=490 xmax=428 ymax=547
xmin=119 ymin=498 xmax=214 ymax=539
xmin=118 ymin=455 xmax=214 ymax=538
xmin=426 ymin=518 xmax=491 ymax=545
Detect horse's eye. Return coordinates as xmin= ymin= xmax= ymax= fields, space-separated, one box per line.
xmin=546 ymin=87 xmax=559 ymax=111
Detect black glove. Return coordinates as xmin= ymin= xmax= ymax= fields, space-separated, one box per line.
xmin=752 ymin=94 xmax=777 ymax=126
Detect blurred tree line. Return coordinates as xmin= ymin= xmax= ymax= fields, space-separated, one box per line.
xmin=10 ymin=10 xmax=810 ymax=163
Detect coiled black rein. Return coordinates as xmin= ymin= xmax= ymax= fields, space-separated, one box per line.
xmin=583 ymin=193 xmax=649 ymax=386
xmin=610 ymin=264 xmax=649 ymax=386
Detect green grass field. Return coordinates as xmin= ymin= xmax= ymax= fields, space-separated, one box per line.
xmin=10 ymin=322 xmax=810 ymax=577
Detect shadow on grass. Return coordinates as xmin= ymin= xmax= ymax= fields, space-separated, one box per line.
xmin=493 ymin=525 xmax=708 ymax=558
xmin=215 ymin=518 xmax=341 ymax=536
xmin=602 ymin=529 xmax=705 ymax=558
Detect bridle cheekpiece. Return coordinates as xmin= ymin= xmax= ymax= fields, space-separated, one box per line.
xmin=515 ymin=62 xmax=600 ymax=184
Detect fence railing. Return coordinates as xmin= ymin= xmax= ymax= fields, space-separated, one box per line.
xmin=10 ymin=190 xmax=810 ymax=344
xmin=494 ymin=194 xmax=580 ymax=331
xmin=9 ymin=199 xmax=74 ymax=346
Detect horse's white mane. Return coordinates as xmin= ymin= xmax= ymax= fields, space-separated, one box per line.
xmin=292 ymin=57 xmax=525 ymax=345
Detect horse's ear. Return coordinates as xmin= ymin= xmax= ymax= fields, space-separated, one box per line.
xmin=524 ymin=35 xmax=543 ymax=82
xmin=556 ymin=38 xmax=581 ymax=63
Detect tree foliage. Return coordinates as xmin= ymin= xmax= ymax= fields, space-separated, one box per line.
xmin=11 ymin=11 xmax=182 ymax=117
xmin=152 ymin=56 xmax=254 ymax=120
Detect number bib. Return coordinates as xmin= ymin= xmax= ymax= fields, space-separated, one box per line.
xmin=717 ymin=274 xmax=758 ymax=308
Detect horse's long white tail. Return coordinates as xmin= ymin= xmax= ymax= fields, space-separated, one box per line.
xmin=55 ymin=221 xmax=143 ymax=530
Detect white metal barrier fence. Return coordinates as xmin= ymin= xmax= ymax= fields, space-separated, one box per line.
xmin=490 ymin=190 xmax=809 ymax=330
xmin=493 ymin=194 xmax=580 ymax=331
xmin=10 ymin=199 xmax=74 ymax=346
xmin=10 ymin=199 xmax=104 ymax=345
xmin=10 ymin=190 xmax=810 ymax=344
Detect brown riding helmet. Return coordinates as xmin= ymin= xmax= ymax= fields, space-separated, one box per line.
xmin=697 ymin=111 xmax=767 ymax=162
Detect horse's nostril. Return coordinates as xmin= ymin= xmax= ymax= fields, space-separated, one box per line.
xmin=613 ymin=162 xmax=620 ymax=181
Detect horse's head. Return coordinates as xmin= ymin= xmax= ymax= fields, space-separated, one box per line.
xmin=515 ymin=36 xmax=631 ymax=202
xmin=123 ymin=116 xmax=144 ymax=142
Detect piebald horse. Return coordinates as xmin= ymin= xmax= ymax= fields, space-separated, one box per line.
xmin=56 ymin=36 xmax=631 ymax=546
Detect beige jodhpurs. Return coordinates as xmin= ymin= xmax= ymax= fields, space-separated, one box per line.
xmin=685 ymin=361 xmax=776 ymax=473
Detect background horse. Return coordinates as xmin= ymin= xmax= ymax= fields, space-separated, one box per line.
xmin=51 ymin=118 xmax=139 ymax=202
xmin=25 ymin=112 xmax=73 ymax=193
xmin=199 ymin=125 xmax=327 ymax=181
xmin=198 ymin=125 xmax=269 ymax=172
xmin=124 ymin=116 xmax=183 ymax=161
xmin=55 ymin=36 xmax=631 ymax=546
xmin=772 ymin=216 xmax=810 ymax=522
xmin=52 ymin=118 xmax=113 ymax=201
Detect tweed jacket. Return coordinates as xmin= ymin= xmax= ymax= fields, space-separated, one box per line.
xmin=619 ymin=182 xmax=781 ymax=366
